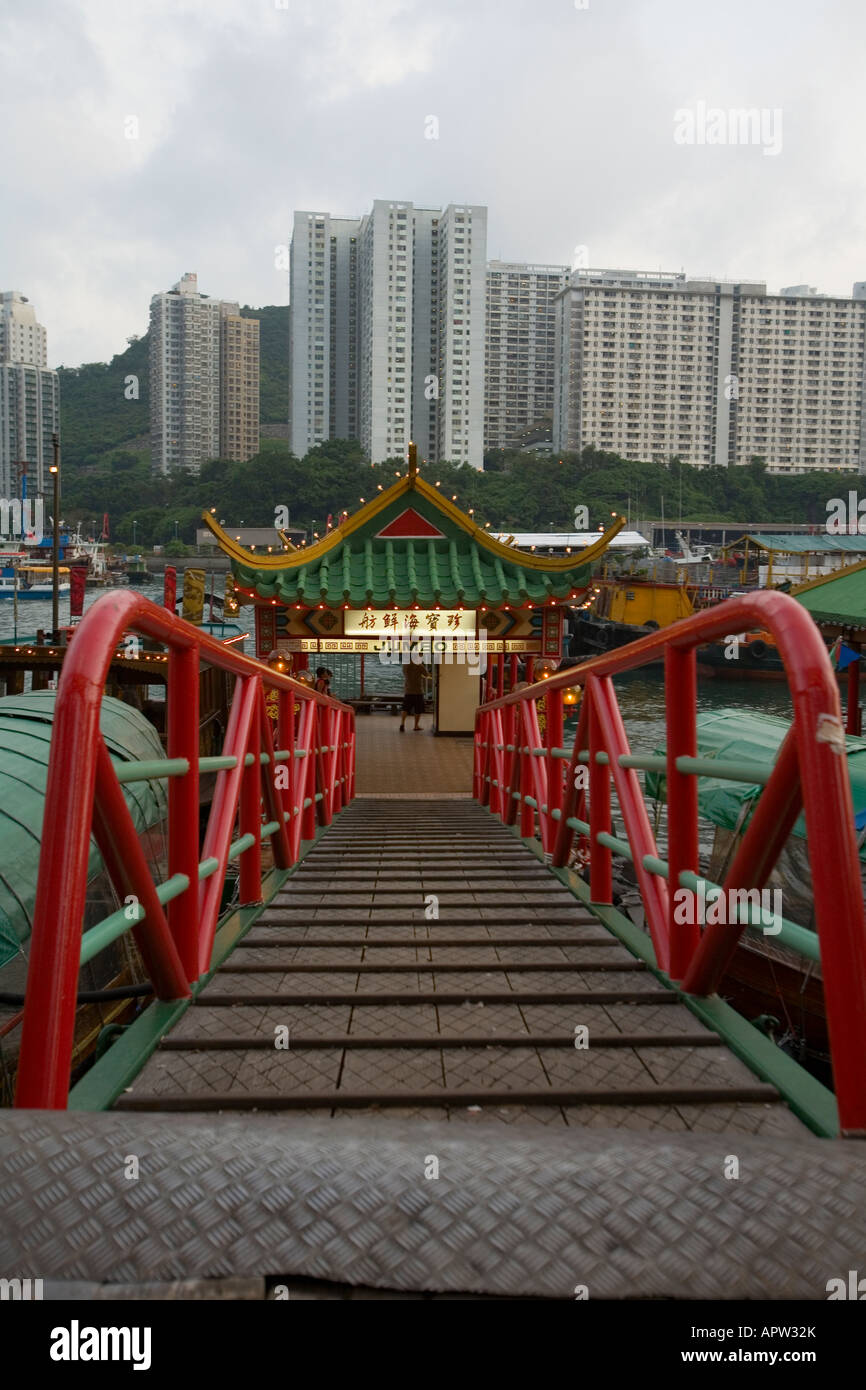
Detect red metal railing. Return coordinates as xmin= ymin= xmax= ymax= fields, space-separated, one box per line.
xmin=15 ymin=592 xmax=355 ymax=1109
xmin=473 ymin=590 xmax=866 ymax=1135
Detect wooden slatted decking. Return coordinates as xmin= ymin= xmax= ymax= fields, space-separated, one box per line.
xmin=116 ymin=800 xmax=808 ymax=1135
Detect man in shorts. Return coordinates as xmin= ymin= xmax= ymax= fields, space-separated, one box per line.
xmin=399 ymin=648 xmax=428 ymax=732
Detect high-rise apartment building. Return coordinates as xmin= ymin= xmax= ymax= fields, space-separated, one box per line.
xmin=0 ymin=291 xmax=48 ymax=368
xmin=485 ymin=262 xmax=569 ymax=451
xmin=150 ymin=273 xmax=221 ymax=476
xmin=219 ymin=307 xmax=260 ymax=463
xmin=0 ymin=291 xmax=59 ymax=501
xmin=553 ymin=269 xmax=866 ymax=473
xmin=289 ymin=200 xmax=487 ymax=468
xmin=150 ymin=273 xmax=259 ymax=476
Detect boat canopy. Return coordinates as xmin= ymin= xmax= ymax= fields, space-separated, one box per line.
xmin=0 ymin=692 xmax=168 ymax=967
xmin=792 ymin=558 xmax=866 ymax=632
xmin=724 ymin=533 xmax=866 ymax=554
xmin=645 ymin=708 xmax=866 ymax=848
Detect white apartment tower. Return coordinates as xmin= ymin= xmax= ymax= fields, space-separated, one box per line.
xmin=289 ymin=200 xmax=488 ymax=468
xmin=288 ymin=212 xmax=361 ymax=458
xmin=150 ymin=273 xmax=222 ymax=476
xmin=0 ymin=291 xmax=59 ymax=501
xmin=485 ymin=262 xmax=569 ymax=451
xmin=553 ymin=269 xmax=866 ymax=473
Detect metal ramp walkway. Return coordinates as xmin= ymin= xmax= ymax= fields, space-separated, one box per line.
xmin=7 ymin=588 xmax=866 ymax=1301
xmin=116 ymin=800 xmax=805 ymax=1132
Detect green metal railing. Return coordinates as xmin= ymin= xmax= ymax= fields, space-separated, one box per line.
xmin=480 ymin=740 xmax=816 ymax=965
xmin=78 ymin=743 xmax=349 ymax=973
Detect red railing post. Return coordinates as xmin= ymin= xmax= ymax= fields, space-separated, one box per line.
xmin=260 ymin=686 xmax=291 ymax=871
xmin=167 ymin=645 xmax=200 ymax=981
xmin=239 ymin=685 xmax=263 ymax=905
xmin=586 ymin=681 xmax=612 ymax=904
xmin=503 ymin=700 xmax=516 ymax=815
xmin=475 ymin=710 xmax=488 ymax=805
xmin=300 ymin=702 xmax=317 ymax=841
xmin=665 ymin=646 xmax=700 ymax=980
xmin=13 ymin=590 xmax=356 ymax=1109
xmin=198 ymin=675 xmax=258 ymax=972
xmin=545 ymin=685 xmax=564 ymax=840
xmin=552 ymin=690 xmax=589 ymax=868
xmin=683 ymin=728 xmax=802 ymax=997
xmin=332 ymin=708 xmax=344 ymax=816
xmin=518 ymin=718 xmax=534 ymax=837
xmin=316 ymin=703 xmax=333 ymax=827
xmin=471 ymin=587 xmax=866 ymax=1131
xmin=91 ymin=741 xmax=190 ymax=1000
xmin=590 ymin=674 xmax=670 ymax=967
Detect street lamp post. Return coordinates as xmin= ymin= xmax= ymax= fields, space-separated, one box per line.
xmin=132 ymin=518 xmax=137 ymax=546
xmin=173 ymin=520 xmax=179 ymax=542
xmin=49 ymin=433 xmax=60 ymax=636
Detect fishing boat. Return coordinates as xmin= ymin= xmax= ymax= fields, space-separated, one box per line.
xmin=0 ymin=565 xmax=71 ymax=600
xmin=125 ymin=554 xmax=149 ymax=586
xmin=569 ymin=577 xmax=695 ymax=661
xmin=695 ymin=627 xmax=787 ymax=679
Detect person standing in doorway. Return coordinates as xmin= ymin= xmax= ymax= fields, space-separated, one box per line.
xmin=400 ymin=646 xmax=428 ymax=732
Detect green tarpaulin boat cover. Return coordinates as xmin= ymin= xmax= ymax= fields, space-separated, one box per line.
xmin=645 ymin=707 xmax=866 ymax=852
xmin=0 ymin=691 xmax=168 ymax=967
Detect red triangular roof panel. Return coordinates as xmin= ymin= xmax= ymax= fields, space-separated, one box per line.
xmin=376 ymin=508 xmax=445 ymax=539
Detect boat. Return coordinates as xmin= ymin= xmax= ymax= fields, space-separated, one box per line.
xmin=695 ymin=627 xmax=787 ymax=679
xmin=569 ymin=578 xmax=695 ymax=661
xmin=0 ymin=565 xmax=71 ymax=600
xmin=66 ymin=525 xmax=117 ymax=587
xmin=125 ymin=554 xmax=149 ymax=586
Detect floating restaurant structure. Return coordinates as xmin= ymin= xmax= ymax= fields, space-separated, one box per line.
xmin=202 ymin=443 xmax=624 ymax=732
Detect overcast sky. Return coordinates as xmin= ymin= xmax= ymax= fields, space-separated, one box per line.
xmin=3 ymin=0 xmax=864 ymax=367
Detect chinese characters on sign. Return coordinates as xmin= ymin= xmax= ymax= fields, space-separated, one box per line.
xmin=344 ymin=609 xmax=474 ymax=636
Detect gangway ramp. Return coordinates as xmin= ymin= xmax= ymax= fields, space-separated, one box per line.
xmin=116 ymin=800 xmax=804 ymax=1129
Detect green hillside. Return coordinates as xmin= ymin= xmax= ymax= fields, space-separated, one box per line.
xmin=241 ymin=304 xmax=288 ymax=425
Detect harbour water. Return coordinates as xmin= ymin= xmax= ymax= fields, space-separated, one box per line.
xmin=0 ymin=580 xmax=795 ymax=739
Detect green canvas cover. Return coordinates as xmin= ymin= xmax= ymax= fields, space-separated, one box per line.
xmin=645 ymin=707 xmax=866 ymax=851
xmin=0 ymin=691 xmax=168 ymax=965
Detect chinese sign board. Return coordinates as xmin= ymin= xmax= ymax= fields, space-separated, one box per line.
xmin=344 ymin=608 xmax=474 ymax=636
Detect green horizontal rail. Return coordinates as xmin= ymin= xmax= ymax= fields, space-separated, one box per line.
xmin=79 ymin=822 xmax=288 ymax=966
xmin=492 ymin=743 xmax=775 ymax=786
xmin=113 ymin=746 xmax=331 ymax=783
xmin=677 ymin=869 xmax=820 ymax=962
xmin=489 ymin=778 xmax=818 ymax=965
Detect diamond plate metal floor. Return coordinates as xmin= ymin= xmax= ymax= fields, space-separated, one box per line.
xmin=115 ymin=800 xmax=806 ymax=1134
xmin=3 ymin=1110 xmax=865 ymax=1299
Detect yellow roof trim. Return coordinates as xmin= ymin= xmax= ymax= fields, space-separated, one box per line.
xmin=200 ymin=476 xmax=625 ymax=574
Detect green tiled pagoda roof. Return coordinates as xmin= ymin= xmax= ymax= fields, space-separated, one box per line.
xmin=203 ymin=472 xmax=623 ymax=610
xmin=232 ymin=535 xmax=592 ymax=608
